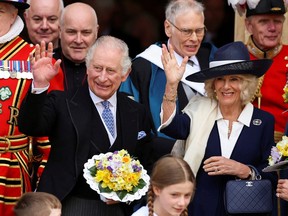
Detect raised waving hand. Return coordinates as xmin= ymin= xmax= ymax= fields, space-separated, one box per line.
xmin=29 ymin=41 xmax=61 ymax=88
xmin=161 ymin=43 xmax=188 ymax=87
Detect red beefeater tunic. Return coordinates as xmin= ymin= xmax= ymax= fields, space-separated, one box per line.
xmin=0 ymin=36 xmax=35 ymax=216
xmin=247 ymin=37 xmax=288 ymax=143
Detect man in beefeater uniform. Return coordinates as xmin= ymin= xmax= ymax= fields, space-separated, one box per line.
xmin=243 ymin=0 xmax=288 ymax=215
xmin=0 ymin=0 xmax=35 ymax=215
xmin=244 ymin=0 xmax=288 ymax=143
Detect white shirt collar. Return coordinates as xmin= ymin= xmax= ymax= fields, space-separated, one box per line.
xmin=215 ymin=103 xmax=253 ymax=127
xmin=88 ymin=87 xmax=117 ymax=108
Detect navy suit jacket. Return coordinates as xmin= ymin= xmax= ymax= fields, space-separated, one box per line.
xmin=19 ymin=83 xmax=153 ymax=201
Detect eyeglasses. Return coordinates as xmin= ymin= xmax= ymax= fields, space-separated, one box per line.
xmin=168 ymin=20 xmax=206 ymax=38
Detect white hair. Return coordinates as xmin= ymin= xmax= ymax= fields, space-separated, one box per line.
xmin=86 ymin=36 xmax=132 ymax=75
xmin=165 ymin=0 xmax=205 ymax=23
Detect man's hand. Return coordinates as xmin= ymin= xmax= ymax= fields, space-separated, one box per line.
xmin=29 ymin=41 xmax=61 ymax=88
xmin=161 ymin=44 xmax=188 ymax=86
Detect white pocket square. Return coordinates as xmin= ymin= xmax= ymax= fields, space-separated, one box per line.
xmin=137 ymin=131 xmax=146 ymax=140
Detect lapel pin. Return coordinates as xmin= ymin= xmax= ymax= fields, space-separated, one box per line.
xmin=253 ymin=119 xmax=262 ymax=126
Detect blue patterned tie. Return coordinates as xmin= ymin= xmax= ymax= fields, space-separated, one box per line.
xmin=101 ymin=101 xmax=115 ymax=137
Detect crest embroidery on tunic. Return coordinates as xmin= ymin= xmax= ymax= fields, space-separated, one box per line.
xmin=0 ymin=86 xmax=12 ymax=101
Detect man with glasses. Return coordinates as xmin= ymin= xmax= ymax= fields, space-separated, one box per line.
xmin=120 ymin=0 xmax=216 ymax=160
xmin=167 ymin=21 xmax=207 ymax=41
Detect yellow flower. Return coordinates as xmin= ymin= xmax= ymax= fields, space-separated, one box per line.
xmin=93 ymin=149 xmax=144 ymax=193
xmin=276 ymin=136 xmax=288 ymax=156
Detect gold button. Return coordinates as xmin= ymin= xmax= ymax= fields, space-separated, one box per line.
xmin=0 ymin=109 xmax=2 ymax=114
xmin=0 ymin=103 xmax=2 ymax=108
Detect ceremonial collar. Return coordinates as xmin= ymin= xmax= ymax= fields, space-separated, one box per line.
xmin=246 ymin=36 xmax=282 ymax=59
xmin=0 ymin=16 xmax=24 ymax=44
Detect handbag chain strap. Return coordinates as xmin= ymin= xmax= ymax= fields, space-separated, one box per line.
xmin=247 ymin=165 xmax=262 ymax=180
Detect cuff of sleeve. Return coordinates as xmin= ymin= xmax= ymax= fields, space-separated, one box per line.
xmin=158 ymin=103 xmax=176 ymax=131
xmin=31 ymin=82 xmax=49 ymax=94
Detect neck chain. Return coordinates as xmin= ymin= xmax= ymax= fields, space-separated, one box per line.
xmin=227 ymin=120 xmax=232 ymax=139
xmin=224 ymin=119 xmax=236 ymax=139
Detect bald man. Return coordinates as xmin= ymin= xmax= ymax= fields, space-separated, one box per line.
xmin=50 ymin=2 xmax=99 ymax=94
xmin=24 ymin=0 xmax=64 ymax=48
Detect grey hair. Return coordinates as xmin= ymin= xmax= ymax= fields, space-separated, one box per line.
xmin=85 ymin=36 xmax=132 ymax=75
xmin=205 ymin=74 xmax=259 ymax=105
xmin=26 ymin=0 xmax=64 ymax=13
xmin=165 ymin=0 xmax=205 ymax=23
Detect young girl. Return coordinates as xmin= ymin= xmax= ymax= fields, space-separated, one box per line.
xmin=132 ymin=155 xmax=196 ymax=216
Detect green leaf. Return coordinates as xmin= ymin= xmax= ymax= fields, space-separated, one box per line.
xmin=89 ymin=166 xmax=97 ymax=176
xmin=137 ymin=179 xmax=146 ymax=189
xmin=129 ymin=179 xmax=146 ymax=194
xmin=99 ymin=183 xmax=112 ymax=193
xmin=131 ymin=187 xmax=139 ymax=194
xmin=95 ymin=178 xmax=147 ymax=201
xmin=116 ymin=190 xmax=128 ymax=200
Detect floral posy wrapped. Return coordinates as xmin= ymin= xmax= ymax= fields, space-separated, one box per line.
xmin=263 ymin=136 xmax=288 ymax=172
xmin=83 ymin=149 xmax=150 ymax=202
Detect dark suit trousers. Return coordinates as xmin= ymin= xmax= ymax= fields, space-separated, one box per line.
xmin=62 ymin=195 xmax=127 ymax=216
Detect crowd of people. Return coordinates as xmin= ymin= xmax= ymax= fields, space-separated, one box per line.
xmin=0 ymin=0 xmax=288 ymax=215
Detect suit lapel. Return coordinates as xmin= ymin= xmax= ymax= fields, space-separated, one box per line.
xmin=116 ymin=93 xmax=138 ymax=154
xmin=90 ymin=107 xmax=111 ymax=153
xmin=68 ymin=86 xmax=93 ymax=137
xmin=68 ymin=84 xmax=112 ymax=155
xmin=67 ymin=88 xmax=140 ymax=174
xmin=67 ymin=85 xmax=95 ymax=175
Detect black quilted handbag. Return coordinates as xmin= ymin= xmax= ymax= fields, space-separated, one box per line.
xmin=224 ymin=166 xmax=273 ymax=214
